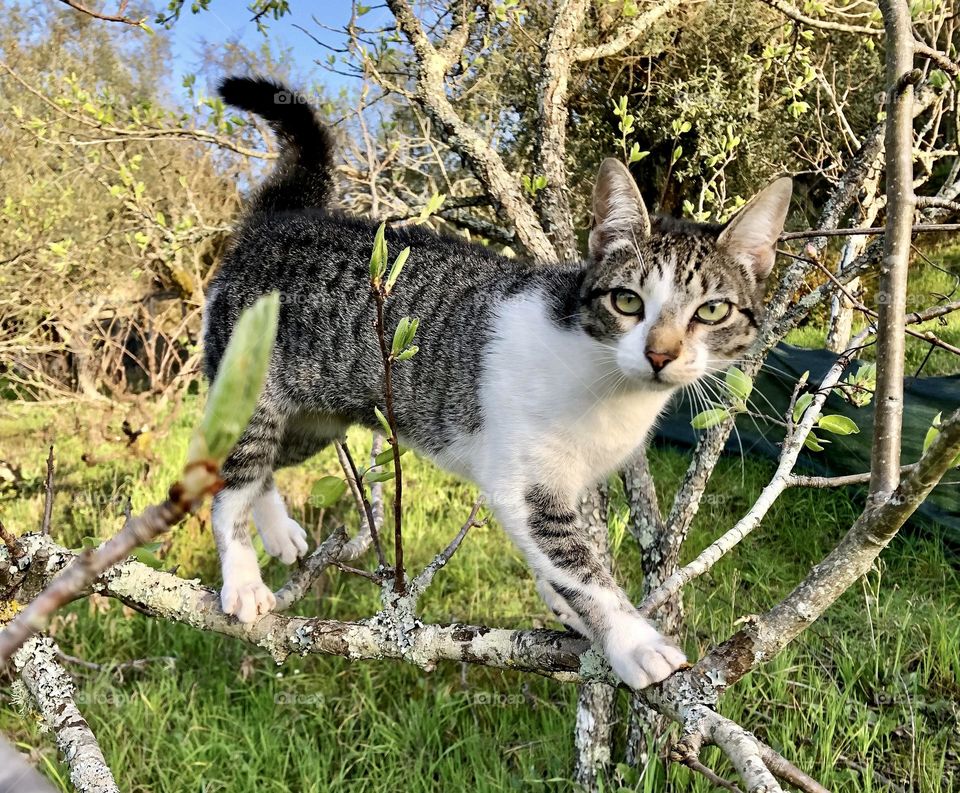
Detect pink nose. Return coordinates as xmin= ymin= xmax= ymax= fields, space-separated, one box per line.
xmin=646 ymin=350 xmax=676 ymax=373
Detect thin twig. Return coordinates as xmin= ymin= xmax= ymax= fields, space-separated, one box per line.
xmin=684 ymin=758 xmax=745 ymax=793
xmin=787 ymin=464 xmax=919 ymax=489
xmin=410 ymin=497 xmax=485 ymax=595
xmin=273 ymin=527 xmax=348 ymax=611
xmin=334 ymin=561 xmax=386 ymax=584
xmin=780 ymin=223 xmax=960 ymax=240
xmin=335 ymin=440 xmax=388 ymax=569
xmin=55 ymin=649 xmax=176 ymax=676
xmin=40 ymin=445 xmax=54 ymax=536
xmin=0 ymin=520 xmax=22 ymax=564
xmin=57 ymin=0 xmax=146 ymax=27
xmin=372 ymin=287 xmax=406 ymax=595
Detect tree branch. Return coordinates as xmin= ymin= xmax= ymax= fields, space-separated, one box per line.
xmin=57 ymin=0 xmax=146 ymax=28
xmin=384 ymin=0 xmax=556 ymax=261
xmin=14 ymin=636 xmax=119 ymax=793
xmin=871 ymin=0 xmax=916 ymax=498
xmin=0 ymin=464 xmax=219 ymax=665
xmin=536 ymin=0 xmax=589 ymax=261
xmin=574 ymin=0 xmax=685 ymax=62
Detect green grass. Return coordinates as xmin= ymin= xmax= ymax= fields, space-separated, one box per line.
xmin=1 ymin=397 xmax=958 ymax=792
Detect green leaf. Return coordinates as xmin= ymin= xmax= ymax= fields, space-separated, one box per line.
xmin=385 ymin=246 xmax=411 ymax=293
xmin=374 ymin=446 xmax=408 ymax=466
xmin=817 ymin=415 xmax=859 ymax=435
xmin=394 ymin=345 xmax=419 ymax=361
xmin=628 ymin=143 xmax=649 ymax=163
xmin=191 ymin=292 xmax=279 ymax=465
xmin=133 ymin=546 xmax=165 ymax=570
xmin=366 ymin=470 xmax=395 ymax=484
xmin=416 ymin=192 xmax=446 ymax=224
xmin=803 ymin=433 xmax=827 ymax=452
xmin=369 ymin=222 xmax=388 ymax=284
xmin=725 ymin=366 xmax=752 ymax=402
xmin=310 ymin=476 xmax=347 ymax=508
xmin=691 ymin=407 xmax=729 ymax=430
xmin=391 ymin=316 xmax=419 ymax=356
xmin=923 ymin=413 xmax=942 ymax=454
xmin=374 ymin=406 xmax=392 ymax=436
xmin=392 ymin=316 xmax=411 ymax=356
xmin=793 ymin=392 xmax=814 ymax=423
xmin=671 ymin=145 xmax=683 ymax=164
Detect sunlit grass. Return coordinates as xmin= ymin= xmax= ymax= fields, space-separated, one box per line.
xmin=1 ymin=395 xmax=956 ymax=792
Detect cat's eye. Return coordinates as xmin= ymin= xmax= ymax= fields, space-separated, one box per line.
xmin=695 ymin=300 xmax=733 ymax=325
xmin=611 ymin=289 xmax=644 ymax=317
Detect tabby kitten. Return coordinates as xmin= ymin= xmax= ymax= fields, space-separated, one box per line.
xmin=204 ymin=77 xmax=792 ymax=690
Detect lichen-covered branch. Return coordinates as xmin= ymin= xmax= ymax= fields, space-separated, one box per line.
xmin=13 ymin=636 xmax=119 ymax=793
xmin=694 ymin=407 xmax=960 ymax=689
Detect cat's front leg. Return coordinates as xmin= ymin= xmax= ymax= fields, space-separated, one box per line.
xmin=497 ymin=484 xmax=686 ymax=690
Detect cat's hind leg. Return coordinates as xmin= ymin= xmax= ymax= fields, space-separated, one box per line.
xmin=213 ymin=402 xmax=284 ymax=623
xmin=251 ymin=477 xmax=307 ymax=565
xmin=251 ymin=413 xmax=343 ymax=565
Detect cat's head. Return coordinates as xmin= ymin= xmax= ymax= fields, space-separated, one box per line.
xmin=580 ymin=158 xmax=792 ymax=389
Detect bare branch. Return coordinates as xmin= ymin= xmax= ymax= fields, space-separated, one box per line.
xmin=40 ymin=445 xmax=54 ymax=536
xmin=57 ymin=0 xmax=146 ymax=28
xmin=335 ymin=439 xmax=388 ymax=568
xmin=871 ymin=0 xmax=916 ymax=498
xmin=760 ymin=745 xmax=832 ymax=793
xmin=913 ymin=41 xmax=960 ymax=77
xmin=536 ymin=0 xmax=589 ymax=261
xmin=384 ymin=0 xmax=557 ymax=261
xmin=641 ymin=328 xmax=869 ymax=617
xmin=695 ymin=407 xmax=960 ymax=689
xmin=574 ymin=0 xmax=685 ymax=62
xmin=780 ymin=222 xmax=960 ymax=239
xmin=758 ymin=0 xmax=881 ymax=36
xmin=273 ymin=527 xmax=348 ymax=612
xmin=409 ymin=498 xmax=484 ymax=596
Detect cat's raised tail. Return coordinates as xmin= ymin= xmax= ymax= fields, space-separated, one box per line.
xmin=217 ymin=75 xmax=334 ymax=212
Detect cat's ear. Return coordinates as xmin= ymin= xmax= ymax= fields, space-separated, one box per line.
xmin=717 ymin=176 xmax=793 ymax=280
xmin=589 ymin=158 xmax=651 ymax=261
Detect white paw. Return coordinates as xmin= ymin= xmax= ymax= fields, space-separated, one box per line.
xmin=604 ymin=613 xmax=687 ymax=690
xmin=259 ymin=517 xmax=309 ymax=565
xmin=221 ymin=576 xmax=277 ymax=624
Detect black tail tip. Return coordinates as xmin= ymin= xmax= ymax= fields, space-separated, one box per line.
xmin=217 ymin=76 xmax=282 ymax=108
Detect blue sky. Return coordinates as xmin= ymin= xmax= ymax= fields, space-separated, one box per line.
xmin=164 ymin=0 xmax=392 ymax=99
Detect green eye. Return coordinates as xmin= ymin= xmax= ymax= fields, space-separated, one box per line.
xmin=611 ymin=289 xmax=644 ymax=317
xmin=695 ymin=300 xmax=733 ymax=324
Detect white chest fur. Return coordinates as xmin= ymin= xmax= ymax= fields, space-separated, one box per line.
xmin=433 ymin=292 xmax=675 ymax=496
